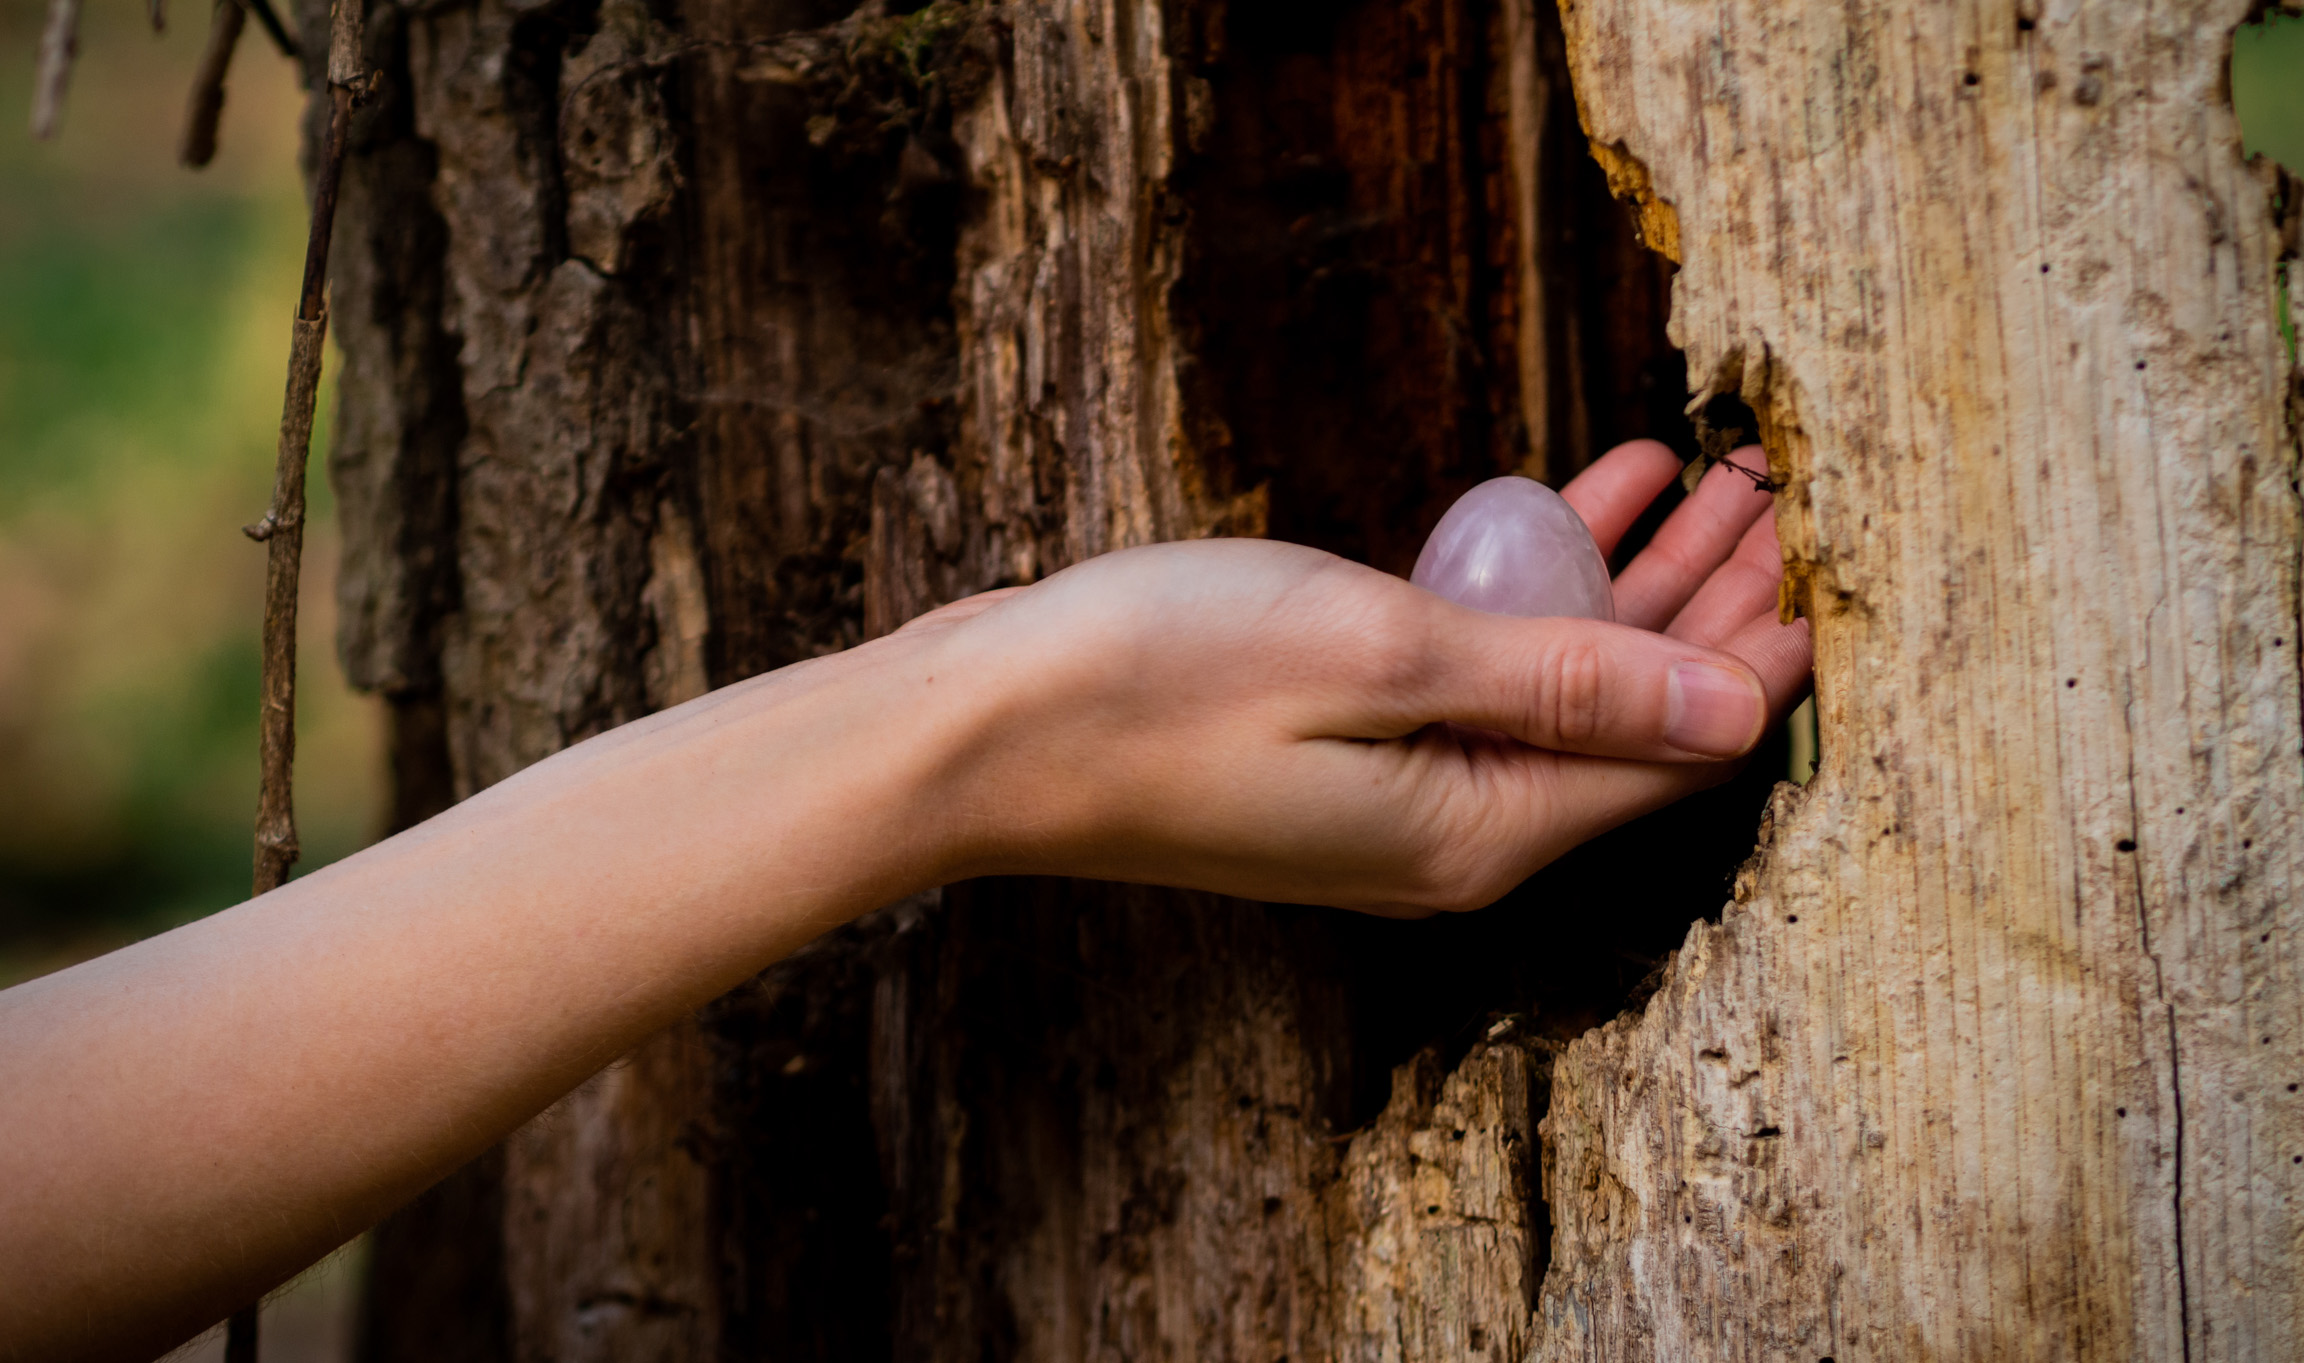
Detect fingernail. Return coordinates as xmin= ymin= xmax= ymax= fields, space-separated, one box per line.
xmin=1666 ymin=661 xmax=1764 ymax=757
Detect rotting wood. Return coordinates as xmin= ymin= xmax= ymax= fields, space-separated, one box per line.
xmin=1328 ymin=1035 xmax=1552 ymax=1362
xmin=332 ymin=1 xmax=1766 ymax=1358
xmin=1536 ymin=2 xmax=2304 ymax=1358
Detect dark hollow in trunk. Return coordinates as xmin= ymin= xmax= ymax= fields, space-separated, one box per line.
xmin=329 ymin=1 xmax=1778 ymax=1356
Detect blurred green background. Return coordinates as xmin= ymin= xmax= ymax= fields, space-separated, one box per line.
xmin=2238 ymin=11 xmax=2304 ymax=173
xmin=0 ymin=0 xmax=376 ymax=989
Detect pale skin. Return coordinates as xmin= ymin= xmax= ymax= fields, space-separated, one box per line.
xmin=0 ymin=440 xmax=1809 ymax=1361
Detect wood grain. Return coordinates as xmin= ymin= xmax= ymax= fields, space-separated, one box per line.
xmin=1539 ymin=1 xmax=2304 ymax=1357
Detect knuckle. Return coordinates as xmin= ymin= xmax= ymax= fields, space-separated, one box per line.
xmin=1540 ymin=638 xmax=1609 ymax=748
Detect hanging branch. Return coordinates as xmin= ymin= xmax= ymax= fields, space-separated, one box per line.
xmin=180 ymin=0 xmax=246 ymax=167
xmin=30 ymin=0 xmax=79 ymax=140
xmin=182 ymin=0 xmax=305 ymax=169
xmin=240 ymin=0 xmax=301 ymax=60
xmin=246 ymin=0 xmax=359 ymax=944
xmin=227 ymin=1 xmax=362 ymax=1356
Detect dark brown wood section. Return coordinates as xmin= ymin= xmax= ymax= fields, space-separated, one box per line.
xmin=327 ymin=1 xmax=1770 ymax=1357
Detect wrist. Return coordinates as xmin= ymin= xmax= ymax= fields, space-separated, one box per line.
xmin=711 ymin=620 xmax=1033 ymax=921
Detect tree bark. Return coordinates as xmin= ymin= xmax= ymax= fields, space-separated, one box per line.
xmin=324 ymin=0 xmax=2298 ymax=1358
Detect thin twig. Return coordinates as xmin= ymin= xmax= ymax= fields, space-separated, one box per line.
xmin=1714 ymin=453 xmax=1782 ymax=493
xmin=180 ymin=0 xmax=246 ymax=167
xmin=30 ymin=0 xmax=79 ymax=140
xmin=150 ymin=0 xmax=166 ymax=33
xmin=240 ymin=0 xmax=301 ymax=60
xmin=229 ymin=1 xmax=363 ymax=1354
xmin=250 ymin=0 xmax=357 ymax=917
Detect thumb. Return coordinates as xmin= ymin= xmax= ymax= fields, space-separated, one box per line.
xmin=1414 ymin=611 xmax=1769 ymax=761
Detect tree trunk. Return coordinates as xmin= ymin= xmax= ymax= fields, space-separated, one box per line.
xmin=1534 ymin=3 xmax=2304 ymax=1358
xmin=323 ymin=0 xmax=2301 ymax=1358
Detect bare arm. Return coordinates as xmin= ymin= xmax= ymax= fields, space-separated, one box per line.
xmin=0 ymin=442 xmax=1807 ymax=1361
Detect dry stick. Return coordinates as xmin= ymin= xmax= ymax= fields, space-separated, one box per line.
xmin=240 ymin=0 xmax=301 ymax=60
xmin=226 ymin=3 xmax=362 ymax=1356
xmin=180 ymin=0 xmax=246 ymax=167
xmin=184 ymin=0 xmax=307 ymax=168
xmin=29 ymin=0 xmax=78 ymax=140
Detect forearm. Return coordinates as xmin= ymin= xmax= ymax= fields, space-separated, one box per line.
xmin=0 ymin=626 xmax=979 ymax=1361
xmin=0 ymin=447 xmax=1809 ymax=1359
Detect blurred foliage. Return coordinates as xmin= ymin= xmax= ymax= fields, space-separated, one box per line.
xmin=0 ymin=0 xmax=379 ymax=983
xmin=2237 ymin=10 xmax=2304 ymax=173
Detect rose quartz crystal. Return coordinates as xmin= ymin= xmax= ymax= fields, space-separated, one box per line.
xmin=1410 ymin=476 xmax=1615 ymax=621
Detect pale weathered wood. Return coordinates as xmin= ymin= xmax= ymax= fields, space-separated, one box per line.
xmin=1536 ymin=2 xmax=2304 ymax=1358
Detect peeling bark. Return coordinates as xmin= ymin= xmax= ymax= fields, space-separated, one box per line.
xmin=331 ymin=0 xmax=1802 ymax=1358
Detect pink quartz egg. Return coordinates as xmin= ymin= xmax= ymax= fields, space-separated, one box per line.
xmin=1411 ymin=476 xmax=1615 ymax=621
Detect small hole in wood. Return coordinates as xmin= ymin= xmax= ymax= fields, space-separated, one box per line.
xmin=2016 ymin=15 xmax=2035 ymax=31
xmin=2135 ymin=360 xmax=2148 ymax=370
xmin=2117 ymin=1107 xmax=2127 ymax=1117
xmin=2066 ymin=678 xmax=2077 ymax=687
xmin=1963 ymin=71 xmax=1981 ymax=86
xmin=2245 ymin=839 xmax=2254 ymax=849
xmin=2115 ymin=839 xmax=2137 ymax=852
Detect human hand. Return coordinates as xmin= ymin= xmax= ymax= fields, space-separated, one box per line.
xmin=911 ymin=440 xmax=1811 ymax=916
xmin=0 ymin=441 xmax=1799 ymax=1359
